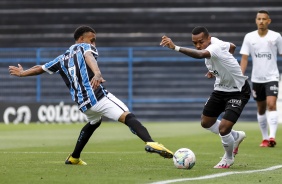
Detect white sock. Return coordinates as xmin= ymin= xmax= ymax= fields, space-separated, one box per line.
xmin=257 ymin=113 xmax=269 ymax=140
xmin=220 ymin=132 xmax=234 ymax=159
xmin=206 ymin=120 xmax=238 ymax=140
xmin=205 ymin=120 xmax=220 ymax=134
xmin=268 ymin=111 xmax=278 ymax=138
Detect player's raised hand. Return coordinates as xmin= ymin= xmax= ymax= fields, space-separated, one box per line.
xmin=8 ymin=64 xmax=24 ymax=77
xmin=160 ymin=35 xmax=176 ymax=50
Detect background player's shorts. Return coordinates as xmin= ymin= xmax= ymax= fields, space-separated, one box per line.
xmin=252 ymin=81 xmax=279 ymax=101
xmin=203 ymin=80 xmax=251 ymax=123
xmin=84 ymin=92 xmax=129 ymax=124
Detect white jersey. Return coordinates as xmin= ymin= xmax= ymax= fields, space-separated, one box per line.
xmin=205 ymin=37 xmax=248 ymax=92
xmin=240 ymin=30 xmax=282 ymax=83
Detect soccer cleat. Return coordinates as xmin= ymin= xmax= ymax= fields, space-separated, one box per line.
xmin=214 ymin=157 xmax=234 ymax=169
xmin=145 ymin=142 xmax=173 ymax=159
xmin=268 ymin=138 xmax=276 ymax=147
xmin=233 ymin=131 xmax=246 ymax=156
xmin=260 ymin=140 xmax=269 ymax=147
xmin=65 ymin=154 xmax=87 ymax=165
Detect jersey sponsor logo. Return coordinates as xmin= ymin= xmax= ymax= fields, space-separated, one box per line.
xmin=270 ymin=85 xmax=278 ymax=91
xmin=254 ymin=52 xmax=271 ymax=60
xmin=228 ymin=99 xmax=242 ymax=108
xmin=270 ymin=85 xmax=278 ymax=94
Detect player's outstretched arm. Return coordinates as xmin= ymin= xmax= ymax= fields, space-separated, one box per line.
xmin=8 ymin=64 xmax=45 ymax=77
xmin=160 ymin=35 xmax=210 ymax=59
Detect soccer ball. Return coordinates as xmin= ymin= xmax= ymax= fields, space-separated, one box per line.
xmin=173 ymin=148 xmax=196 ymax=169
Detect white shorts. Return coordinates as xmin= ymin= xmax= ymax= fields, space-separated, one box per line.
xmin=84 ymin=92 xmax=129 ymax=124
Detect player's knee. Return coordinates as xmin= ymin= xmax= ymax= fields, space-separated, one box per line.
xmin=89 ymin=118 xmax=102 ymax=128
xmin=118 ymin=111 xmax=131 ymax=123
xmin=200 ymin=118 xmax=214 ymax=128
xmin=201 ymin=121 xmax=209 ymax=128
xmin=267 ymin=105 xmax=276 ymax=111
xmin=125 ymin=113 xmax=136 ymax=123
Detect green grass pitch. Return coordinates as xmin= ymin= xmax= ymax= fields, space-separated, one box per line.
xmin=0 ymin=122 xmax=281 ymax=184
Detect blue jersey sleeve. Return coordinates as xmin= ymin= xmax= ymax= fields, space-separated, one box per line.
xmin=42 ymin=55 xmax=63 ymax=74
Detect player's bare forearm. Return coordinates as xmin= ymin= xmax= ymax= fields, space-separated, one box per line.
xmin=160 ymin=35 xmax=210 ymax=59
xmin=179 ymin=47 xmax=209 ymax=59
xmin=8 ymin=64 xmax=45 ymax=77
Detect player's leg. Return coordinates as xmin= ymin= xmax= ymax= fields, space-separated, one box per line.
xmin=201 ymin=91 xmax=241 ymax=141
xmin=65 ymin=114 xmax=103 ymax=165
xmin=95 ymin=92 xmax=173 ymax=158
xmin=97 ymin=93 xmax=153 ymax=142
xmin=253 ymin=82 xmax=269 ymax=147
xmin=201 ymin=91 xmax=225 ymax=131
xmin=217 ymin=117 xmax=235 ymax=163
xmin=265 ymin=81 xmax=279 ymax=147
xmin=201 ymin=92 xmax=233 ymax=168
xmin=214 ymin=81 xmax=250 ymax=168
xmin=205 ymin=118 xmax=246 ymax=156
xmin=214 ymin=111 xmax=242 ymax=169
xmin=257 ymin=100 xmax=269 ymax=146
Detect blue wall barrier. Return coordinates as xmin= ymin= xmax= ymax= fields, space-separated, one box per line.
xmin=2 ymin=47 xmax=282 ymax=121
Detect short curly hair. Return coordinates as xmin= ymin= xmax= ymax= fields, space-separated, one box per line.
xmin=191 ymin=26 xmax=209 ymax=38
xmin=73 ymin=26 xmax=96 ymax=41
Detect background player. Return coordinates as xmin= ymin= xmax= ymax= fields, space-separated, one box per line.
xmin=240 ymin=10 xmax=282 ymax=147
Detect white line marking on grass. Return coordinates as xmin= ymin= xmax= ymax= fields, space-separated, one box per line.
xmin=149 ymin=165 xmax=282 ymax=184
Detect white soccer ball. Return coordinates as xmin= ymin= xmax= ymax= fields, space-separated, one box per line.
xmin=173 ymin=148 xmax=196 ymax=169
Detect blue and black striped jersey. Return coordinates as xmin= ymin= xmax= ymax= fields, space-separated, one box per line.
xmin=42 ymin=43 xmax=107 ymax=112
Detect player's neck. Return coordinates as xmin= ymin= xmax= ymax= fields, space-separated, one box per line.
xmin=257 ymin=29 xmax=268 ymax=37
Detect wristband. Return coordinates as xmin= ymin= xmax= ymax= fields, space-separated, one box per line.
xmin=174 ymin=46 xmax=180 ymax=52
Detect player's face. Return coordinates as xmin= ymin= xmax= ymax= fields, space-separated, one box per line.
xmin=256 ymin=13 xmax=271 ymax=31
xmin=80 ymin=32 xmax=96 ymax=46
xmin=191 ymin=32 xmax=211 ymax=50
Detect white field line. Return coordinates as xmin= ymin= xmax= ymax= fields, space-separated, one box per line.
xmin=149 ymin=165 xmax=282 ymax=184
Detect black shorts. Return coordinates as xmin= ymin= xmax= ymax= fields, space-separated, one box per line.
xmin=252 ymin=81 xmax=279 ymax=101
xmin=202 ymin=80 xmax=251 ymax=123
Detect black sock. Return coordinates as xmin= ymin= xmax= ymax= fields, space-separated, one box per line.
xmin=125 ymin=113 xmax=154 ymax=142
xmin=71 ymin=119 xmax=101 ymax=158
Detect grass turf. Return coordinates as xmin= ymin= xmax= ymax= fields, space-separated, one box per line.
xmin=0 ymin=122 xmax=281 ymax=184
